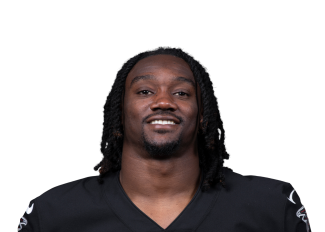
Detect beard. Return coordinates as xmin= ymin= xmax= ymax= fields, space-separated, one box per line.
xmin=141 ymin=129 xmax=182 ymax=159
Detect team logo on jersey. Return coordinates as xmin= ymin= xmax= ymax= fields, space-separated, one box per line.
xmin=287 ymin=190 xmax=296 ymax=204
xmin=287 ymin=189 xmax=310 ymax=232
xmin=26 ymin=203 xmax=34 ymax=214
xmin=18 ymin=203 xmax=34 ymax=231
xmin=296 ymin=205 xmax=310 ymax=232
xmin=18 ymin=216 xmax=27 ymax=231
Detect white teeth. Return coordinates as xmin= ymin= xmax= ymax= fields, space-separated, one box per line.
xmin=150 ymin=120 xmax=176 ymax=125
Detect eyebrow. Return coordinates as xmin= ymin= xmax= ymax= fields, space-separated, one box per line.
xmin=130 ymin=75 xmax=196 ymax=88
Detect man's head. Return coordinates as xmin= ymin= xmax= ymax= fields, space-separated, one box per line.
xmin=123 ymin=54 xmax=201 ymax=159
xmin=95 ymin=47 xmax=229 ymax=190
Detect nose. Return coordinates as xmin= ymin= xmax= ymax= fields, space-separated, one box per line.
xmin=149 ymin=91 xmax=178 ymax=111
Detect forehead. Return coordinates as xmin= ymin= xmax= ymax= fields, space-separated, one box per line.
xmin=126 ymin=54 xmax=195 ymax=85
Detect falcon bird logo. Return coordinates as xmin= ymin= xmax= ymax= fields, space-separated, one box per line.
xmin=287 ymin=189 xmax=311 ymax=232
xmin=18 ymin=203 xmax=34 ymax=231
xmin=18 ymin=216 xmax=27 ymax=231
xmin=296 ymin=205 xmax=310 ymax=232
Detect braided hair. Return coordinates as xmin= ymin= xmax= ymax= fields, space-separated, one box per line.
xmin=94 ymin=47 xmax=229 ymax=191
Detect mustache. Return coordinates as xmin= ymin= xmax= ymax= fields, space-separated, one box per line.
xmin=143 ymin=111 xmax=183 ymax=124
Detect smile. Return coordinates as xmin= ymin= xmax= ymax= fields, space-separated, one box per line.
xmin=149 ymin=120 xmax=176 ymax=125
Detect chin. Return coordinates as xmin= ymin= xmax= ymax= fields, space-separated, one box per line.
xmin=153 ymin=129 xmax=170 ymax=134
xmin=142 ymin=131 xmax=182 ymax=159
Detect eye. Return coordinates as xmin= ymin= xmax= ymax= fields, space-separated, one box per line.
xmin=174 ymin=91 xmax=188 ymax=96
xmin=138 ymin=90 xmax=153 ymax=95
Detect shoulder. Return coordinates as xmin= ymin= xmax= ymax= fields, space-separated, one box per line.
xmin=32 ymin=175 xmax=107 ymax=219
xmin=223 ymin=167 xmax=291 ymax=195
xmin=220 ymin=170 xmax=294 ymax=214
xmin=36 ymin=176 xmax=101 ymax=202
xmin=18 ymin=176 xmax=101 ymax=231
xmin=212 ymin=168 xmax=312 ymax=231
xmin=36 ymin=175 xmax=114 ymax=228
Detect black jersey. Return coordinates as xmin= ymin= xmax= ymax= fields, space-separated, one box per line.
xmin=18 ymin=168 xmax=311 ymax=232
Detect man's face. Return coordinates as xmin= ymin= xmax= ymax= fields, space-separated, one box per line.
xmin=123 ymin=54 xmax=201 ymax=158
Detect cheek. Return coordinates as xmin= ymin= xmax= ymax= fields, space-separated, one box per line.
xmin=123 ymin=97 xmax=149 ymax=124
xmin=181 ymin=102 xmax=198 ymax=125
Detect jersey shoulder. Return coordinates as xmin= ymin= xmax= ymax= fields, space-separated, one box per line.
xmin=19 ymin=175 xmax=106 ymax=231
xmin=32 ymin=174 xmax=107 ymax=221
xmin=220 ymin=168 xmax=311 ymax=231
xmin=221 ymin=167 xmax=292 ymax=216
xmin=224 ymin=167 xmax=291 ymax=195
xmin=36 ymin=175 xmax=101 ymax=203
xmin=20 ymin=173 xmax=123 ymax=231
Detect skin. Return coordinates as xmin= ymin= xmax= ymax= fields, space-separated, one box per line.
xmin=120 ymin=54 xmax=203 ymax=229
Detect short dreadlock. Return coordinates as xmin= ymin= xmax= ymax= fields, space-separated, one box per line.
xmin=94 ymin=47 xmax=229 ymax=191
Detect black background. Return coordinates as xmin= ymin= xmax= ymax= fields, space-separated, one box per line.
xmin=12 ymin=10 xmax=317 ymax=226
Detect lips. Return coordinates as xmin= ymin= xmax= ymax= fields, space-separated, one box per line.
xmin=146 ymin=115 xmax=181 ymax=124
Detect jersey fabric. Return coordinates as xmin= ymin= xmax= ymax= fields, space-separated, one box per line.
xmin=18 ymin=168 xmax=311 ymax=232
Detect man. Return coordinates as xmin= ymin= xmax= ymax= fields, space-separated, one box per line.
xmin=18 ymin=47 xmax=311 ymax=231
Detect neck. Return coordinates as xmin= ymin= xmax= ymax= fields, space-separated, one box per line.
xmin=119 ymin=146 xmax=201 ymax=200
